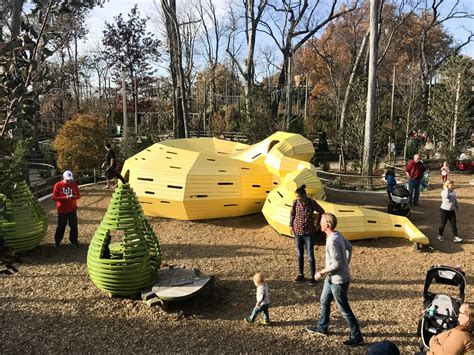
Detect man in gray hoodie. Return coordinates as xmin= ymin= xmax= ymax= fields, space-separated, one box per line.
xmin=306 ymin=213 xmax=364 ymax=347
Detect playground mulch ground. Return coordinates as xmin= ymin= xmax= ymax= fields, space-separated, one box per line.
xmin=1 ymin=174 xmax=473 ymax=354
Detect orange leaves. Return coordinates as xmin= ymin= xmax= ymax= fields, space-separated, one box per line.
xmin=53 ymin=114 xmax=108 ymax=174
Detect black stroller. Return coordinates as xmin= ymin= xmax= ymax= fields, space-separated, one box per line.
xmin=417 ymin=265 xmax=466 ymax=351
xmin=388 ymin=184 xmax=410 ymax=216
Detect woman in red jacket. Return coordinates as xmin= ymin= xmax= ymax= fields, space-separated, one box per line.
xmin=52 ymin=170 xmax=81 ymax=248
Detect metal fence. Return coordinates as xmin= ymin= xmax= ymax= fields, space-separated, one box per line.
xmin=29 ymin=168 xmax=105 ymax=199
xmin=315 ymin=169 xmax=409 ymax=191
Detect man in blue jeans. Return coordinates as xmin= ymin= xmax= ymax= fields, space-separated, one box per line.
xmin=306 ymin=213 xmax=364 ymax=347
xmin=404 ymin=153 xmax=426 ymax=206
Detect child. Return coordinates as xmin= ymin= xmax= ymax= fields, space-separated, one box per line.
xmin=244 ymin=273 xmax=270 ymax=326
xmin=441 ymin=161 xmax=449 ymax=183
xmin=438 ymin=180 xmax=462 ymax=243
xmin=385 ymin=167 xmax=396 ymax=195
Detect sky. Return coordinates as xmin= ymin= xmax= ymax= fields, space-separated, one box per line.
xmin=82 ymin=0 xmax=474 ymax=65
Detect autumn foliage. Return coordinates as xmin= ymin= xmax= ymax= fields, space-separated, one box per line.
xmin=54 ymin=114 xmax=107 ymax=173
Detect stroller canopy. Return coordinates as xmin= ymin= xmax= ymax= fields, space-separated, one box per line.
xmin=423 ymin=265 xmax=466 ymax=303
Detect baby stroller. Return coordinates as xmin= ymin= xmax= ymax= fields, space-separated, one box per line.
xmin=387 ymin=184 xmax=410 ymax=216
xmin=417 ymin=265 xmax=466 ymax=351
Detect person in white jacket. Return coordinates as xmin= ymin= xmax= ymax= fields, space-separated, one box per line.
xmin=438 ymin=180 xmax=462 ymax=243
xmin=244 ymin=273 xmax=270 ymax=326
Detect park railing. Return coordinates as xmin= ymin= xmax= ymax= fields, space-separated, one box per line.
xmin=315 ymin=169 xmax=409 ymax=192
xmin=29 ymin=168 xmax=105 ymax=199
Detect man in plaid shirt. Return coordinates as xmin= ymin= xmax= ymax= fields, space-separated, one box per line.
xmin=290 ymin=185 xmax=325 ymax=285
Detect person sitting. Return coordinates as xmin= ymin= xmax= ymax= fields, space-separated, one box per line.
xmin=426 ymin=302 xmax=473 ymax=355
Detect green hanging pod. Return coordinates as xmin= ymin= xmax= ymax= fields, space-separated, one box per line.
xmin=0 ymin=182 xmax=47 ymax=252
xmin=87 ymin=184 xmax=161 ymax=296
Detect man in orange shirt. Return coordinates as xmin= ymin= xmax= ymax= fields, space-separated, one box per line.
xmin=52 ymin=170 xmax=81 ymax=248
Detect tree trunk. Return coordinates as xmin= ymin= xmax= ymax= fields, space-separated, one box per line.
xmin=271 ymin=60 xmax=287 ymax=123
xmin=11 ymin=0 xmax=23 ymax=38
xmin=133 ymin=75 xmax=138 ymax=134
xmin=162 ymin=0 xmax=187 ymax=138
xmin=340 ymin=30 xmax=369 ymax=132
xmin=362 ymin=0 xmax=380 ymax=180
xmin=121 ymin=67 xmax=128 ymax=158
xmin=403 ymin=100 xmax=412 ymax=161
xmin=285 ymin=55 xmax=293 ymax=130
xmin=451 ymin=72 xmax=461 ymax=149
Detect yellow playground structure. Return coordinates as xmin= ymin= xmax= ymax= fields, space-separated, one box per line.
xmin=121 ymin=132 xmax=429 ymax=246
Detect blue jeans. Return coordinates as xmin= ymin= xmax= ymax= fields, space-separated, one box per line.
xmin=249 ymin=303 xmax=270 ymax=322
xmin=295 ymin=234 xmax=315 ymax=277
xmin=316 ymin=277 xmax=362 ymax=340
xmin=408 ymin=179 xmax=421 ymax=205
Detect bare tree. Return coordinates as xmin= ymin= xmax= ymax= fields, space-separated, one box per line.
xmin=417 ymin=0 xmax=474 ymax=121
xmin=160 ymin=0 xmax=202 ymax=138
xmin=226 ymin=0 xmax=268 ymax=114
xmin=194 ymin=0 xmax=225 ymax=131
xmin=261 ymin=0 xmax=359 ymax=129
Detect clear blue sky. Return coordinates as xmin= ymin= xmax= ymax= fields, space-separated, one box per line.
xmin=82 ymin=0 xmax=474 ymax=60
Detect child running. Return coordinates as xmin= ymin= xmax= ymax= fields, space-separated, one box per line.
xmin=244 ymin=273 xmax=270 ymax=326
xmin=440 ymin=161 xmax=450 ymax=183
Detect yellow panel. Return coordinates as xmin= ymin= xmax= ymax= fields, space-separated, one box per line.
xmin=122 ymin=132 xmax=429 ymax=246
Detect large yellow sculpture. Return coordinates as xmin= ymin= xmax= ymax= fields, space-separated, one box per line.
xmin=122 ymin=132 xmax=429 ymax=246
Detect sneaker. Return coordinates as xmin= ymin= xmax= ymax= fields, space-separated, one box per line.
xmin=305 ymin=325 xmax=327 ymax=336
xmin=343 ymin=337 xmax=364 ymax=347
xmin=294 ymin=274 xmax=305 ymax=282
xmin=244 ymin=317 xmax=254 ymax=325
xmin=308 ymin=279 xmax=317 ymax=286
xmin=437 ymin=235 xmax=445 ymax=242
xmin=54 ymin=241 xmax=60 ymax=248
xmin=453 ymin=236 xmax=463 ymax=243
xmin=260 ymin=319 xmax=270 ymax=326
xmin=72 ymin=242 xmax=80 ymax=249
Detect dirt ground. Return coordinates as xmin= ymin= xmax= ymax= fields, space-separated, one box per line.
xmin=1 ymin=173 xmax=473 ymax=354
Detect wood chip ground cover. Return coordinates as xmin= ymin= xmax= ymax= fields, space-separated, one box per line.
xmin=1 ymin=174 xmax=473 ymax=353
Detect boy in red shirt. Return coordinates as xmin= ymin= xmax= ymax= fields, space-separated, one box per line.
xmin=52 ymin=170 xmax=81 ymax=248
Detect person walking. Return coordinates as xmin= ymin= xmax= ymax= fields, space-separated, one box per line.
xmin=103 ymin=143 xmax=126 ymax=189
xmin=438 ymin=180 xmax=462 ymax=243
xmin=244 ymin=273 xmax=271 ymax=326
xmin=289 ymin=185 xmax=325 ymax=286
xmin=306 ymin=213 xmax=364 ymax=347
xmin=404 ymin=153 xmax=426 ymax=206
xmin=52 ymin=170 xmax=81 ymax=248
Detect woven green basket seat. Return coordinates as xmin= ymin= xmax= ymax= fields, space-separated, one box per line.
xmin=87 ymin=184 xmax=161 ymax=296
xmin=0 ymin=182 xmax=47 ymax=252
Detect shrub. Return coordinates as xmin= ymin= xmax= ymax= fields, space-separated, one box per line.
xmin=54 ymin=114 xmax=107 ymax=173
xmin=0 ymin=139 xmax=33 ymax=197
